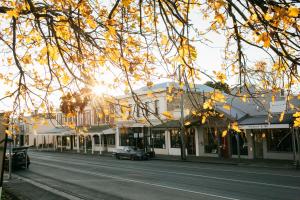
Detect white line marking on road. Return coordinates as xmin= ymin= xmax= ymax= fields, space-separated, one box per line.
xmin=14 ymin=174 xmax=84 ymax=200
xmin=30 ymin=152 xmax=300 ymax=178
xmin=32 ymin=155 xmax=300 ymax=190
xmin=32 ymin=161 xmax=240 ymax=200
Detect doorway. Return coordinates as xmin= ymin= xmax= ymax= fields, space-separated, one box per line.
xmin=253 ymin=130 xmax=264 ymax=159
xmin=186 ymin=128 xmax=196 ymax=155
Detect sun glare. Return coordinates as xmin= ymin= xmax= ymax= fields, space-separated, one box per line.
xmin=91 ymin=85 xmax=106 ymax=96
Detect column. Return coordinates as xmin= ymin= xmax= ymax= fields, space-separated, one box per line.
xmin=60 ymin=136 xmax=63 ymax=152
xmin=195 ymin=127 xmax=199 ymax=157
xmin=84 ymin=136 xmax=87 ymax=154
xmin=99 ymin=134 xmax=102 ymax=155
xmin=91 ymin=134 xmax=94 ymax=154
xmin=115 ymin=126 xmax=120 ymax=148
xmin=77 ymin=135 xmax=80 ymax=153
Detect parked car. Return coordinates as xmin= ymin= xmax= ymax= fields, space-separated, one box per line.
xmin=4 ymin=147 xmax=30 ymax=170
xmin=113 ymin=146 xmax=149 ymax=160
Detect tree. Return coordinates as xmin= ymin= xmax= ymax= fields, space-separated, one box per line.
xmin=0 ymin=1 xmax=299 ymax=125
xmin=205 ymin=81 xmax=230 ymax=94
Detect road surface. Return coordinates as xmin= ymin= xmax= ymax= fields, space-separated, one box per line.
xmin=14 ymin=151 xmax=300 ymax=200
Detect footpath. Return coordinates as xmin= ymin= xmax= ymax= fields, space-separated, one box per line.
xmin=3 ymin=174 xmax=68 ymax=200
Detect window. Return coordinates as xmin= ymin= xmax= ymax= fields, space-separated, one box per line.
xmin=267 ymin=129 xmax=292 ymax=152
xmin=154 ymin=100 xmax=159 ymax=115
xmin=230 ymin=131 xmax=248 ymax=155
xmin=83 ymin=111 xmax=91 ymax=126
xmin=106 ymin=134 xmax=115 ymax=145
xmin=170 ymin=129 xmax=181 ymax=148
xmin=203 ymin=128 xmax=218 ymax=154
xmin=94 ymin=109 xmax=100 ymax=125
xmin=93 ymin=135 xmax=100 ymax=145
xmin=151 ymin=130 xmax=165 ymax=148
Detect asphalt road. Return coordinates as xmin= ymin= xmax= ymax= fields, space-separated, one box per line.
xmin=14 ymin=151 xmax=300 ymax=200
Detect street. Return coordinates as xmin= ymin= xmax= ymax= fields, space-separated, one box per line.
xmin=14 ymin=151 xmax=300 ymax=200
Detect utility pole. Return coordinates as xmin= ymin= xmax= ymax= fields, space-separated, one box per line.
xmin=179 ymin=65 xmax=187 ymax=161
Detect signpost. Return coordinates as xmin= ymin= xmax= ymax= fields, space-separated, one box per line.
xmin=0 ymin=113 xmax=9 ymax=199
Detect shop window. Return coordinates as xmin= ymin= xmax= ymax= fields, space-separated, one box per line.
xmin=267 ymin=129 xmax=292 ymax=152
xmin=230 ymin=132 xmax=248 ymax=155
xmin=93 ymin=135 xmax=100 ymax=145
xmin=170 ymin=129 xmax=181 ymax=148
xmin=107 ymin=134 xmax=115 ymax=145
xmin=152 ymin=130 xmax=165 ymax=149
xmin=203 ymin=128 xmax=218 ymax=154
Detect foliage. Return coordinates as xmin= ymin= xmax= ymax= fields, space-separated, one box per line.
xmin=205 ymin=81 xmax=230 ymax=94
xmin=60 ymin=88 xmax=91 ymax=115
xmin=0 ymin=0 xmax=299 ymax=126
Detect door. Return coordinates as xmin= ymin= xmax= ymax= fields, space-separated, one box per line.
xmin=254 ymin=131 xmax=264 ymax=159
xmin=186 ymin=128 xmax=196 ymax=155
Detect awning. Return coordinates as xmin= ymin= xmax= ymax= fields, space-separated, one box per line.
xmin=102 ymin=128 xmax=116 ymax=135
xmin=152 ymin=120 xmax=180 ymax=130
xmin=85 ymin=125 xmax=111 ymax=133
xmin=239 ymin=114 xmax=293 ymax=129
xmin=38 ymin=127 xmax=76 ymax=136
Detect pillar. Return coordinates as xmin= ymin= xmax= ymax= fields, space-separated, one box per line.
xmin=91 ymin=135 xmax=94 ymax=154
xmin=84 ymin=136 xmax=87 ymax=154
xmin=99 ymin=134 xmax=102 ymax=155
xmin=77 ymin=135 xmax=80 ymax=153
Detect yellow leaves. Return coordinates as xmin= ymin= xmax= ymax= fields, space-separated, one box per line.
xmin=61 ymin=73 xmax=70 ymax=85
xmin=294 ymin=112 xmax=300 ymax=118
xmin=6 ymin=9 xmax=19 ymax=18
xmin=184 ymin=121 xmax=191 ymax=126
xmin=211 ymin=91 xmax=226 ymax=103
xmin=241 ymin=95 xmax=247 ymax=103
xmin=147 ymin=91 xmax=154 ymax=98
xmin=5 ymin=130 xmax=12 ymax=136
xmin=86 ymin=17 xmax=98 ymax=29
xmin=288 ymin=7 xmax=299 ymax=17
xmin=162 ymin=111 xmax=174 ymax=120
xmin=201 ymin=116 xmax=206 ymax=124
xmin=293 ymin=112 xmax=300 ymax=127
xmin=214 ymin=71 xmax=226 ymax=84
xmin=166 ymin=94 xmax=174 ymax=102
xmin=161 ymin=35 xmax=168 ymax=46
xmin=122 ymin=0 xmax=132 ymax=7
xmin=178 ymin=43 xmax=197 ymax=64
xmin=231 ymin=122 xmax=241 ymax=133
xmin=264 ymin=13 xmax=273 ymax=21
xmin=147 ymin=81 xmax=153 ymax=88
xmin=223 ymin=104 xmax=231 ymax=110
xmin=256 ymin=32 xmax=271 ymax=48
xmin=279 ymin=111 xmax=285 ymax=122
xmin=23 ymin=55 xmax=32 ymax=64
xmin=203 ymin=100 xmax=213 ymax=110
xmin=222 ymin=130 xmax=227 ymax=137
xmin=213 ymin=0 xmax=225 ymax=10
xmin=215 ymin=13 xmax=225 ymax=26
xmin=250 ymin=14 xmax=258 ymax=22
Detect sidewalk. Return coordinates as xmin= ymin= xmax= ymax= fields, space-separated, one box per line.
xmin=3 ymin=175 xmax=68 ymax=200
xmin=153 ymin=154 xmax=298 ymax=169
xmin=30 ymin=149 xmax=298 ymax=170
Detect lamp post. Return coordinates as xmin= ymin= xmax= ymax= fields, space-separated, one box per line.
xmin=178 ymin=65 xmax=187 ymax=161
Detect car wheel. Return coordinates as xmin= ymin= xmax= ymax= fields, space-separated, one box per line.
xmin=116 ymin=155 xmax=120 ymax=159
xmin=130 ymin=155 xmax=135 ymax=161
